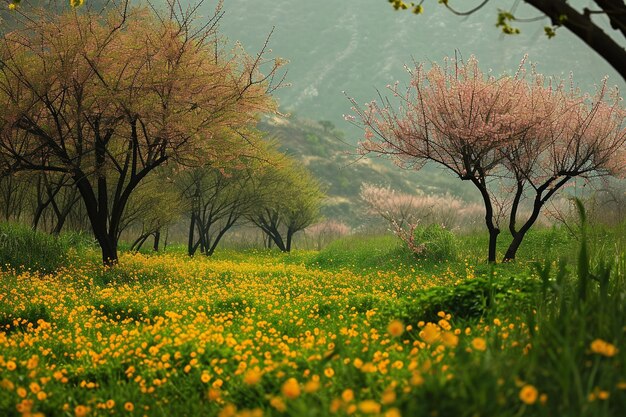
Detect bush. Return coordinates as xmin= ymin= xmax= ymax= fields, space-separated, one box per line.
xmin=377 ymin=273 xmax=540 ymax=325
xmin=412 ymin=224 xmax=458 ymax=262
xmin=0 ymin=222 xmax=68 ymax=273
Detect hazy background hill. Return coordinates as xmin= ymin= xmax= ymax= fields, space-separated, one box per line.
xmin=211 ymin=0 xmax=625 ymax=131
xmin=204 ymin=0 xmax=624 ymax=220
xmin=263 ymin=116 xmax=478 ymax=226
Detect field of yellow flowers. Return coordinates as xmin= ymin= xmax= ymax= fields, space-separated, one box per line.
xmin=0 ymin=249 xmax=624 ymax=417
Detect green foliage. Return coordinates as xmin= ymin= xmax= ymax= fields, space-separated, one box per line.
xmin=412 ymin=224 xmax=458 ymax=262
xmin=0 ymin=222 xmax=68 ymax=273
xmin=310 ymin=234 xmax=416 ymax=271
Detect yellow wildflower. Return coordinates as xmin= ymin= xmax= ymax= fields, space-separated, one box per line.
xmin=471 ymin=337 xmax=487 ymax=351
xmin=519 ymin=385 xmax=538 ymax=405
xmin=281 ymin=378 xmax=301 ymax=399
xmin=590 ymin=339 xmax=618 ymax=357
xmin=75 ymin=405 xmax=91 ymax=417
xmin=387 ymin=320 xmax=404 ymax=337
xmin=341 ymin=389 xmax=354 ymax=402
xmin=358 ymin=400 xmax=381 ymax=414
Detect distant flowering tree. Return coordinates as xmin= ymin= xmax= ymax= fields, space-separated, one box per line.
xmin=305 ymin=220 xmax=351 ymax=250
xmin=360 ymin=183 xmax=483 ymax=230
xmin=349 ymin=55 xmax=626 ymax=262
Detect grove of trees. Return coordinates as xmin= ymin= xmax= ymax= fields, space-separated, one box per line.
xmin=350 ymin=55 xmax=626 ymax=262
xmin=0 ymin=1 xmax=326 ymax=264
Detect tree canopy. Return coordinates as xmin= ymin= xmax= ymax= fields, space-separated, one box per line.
xmin=0 ymin=1 xmax=284 ymax=264
xmin=350 ymin=55 xmax=626 ymax=262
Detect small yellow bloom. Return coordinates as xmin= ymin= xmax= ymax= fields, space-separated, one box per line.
xmin=36 ymin=391 xmax=47 ymax=401
xmin=124 ymin=402 xmax=134 ymax=411
xmin=330 ymin=398 xmax=342 ymax=413
xmin=410 ymin=372 xmax=424 ymax=386
xmin=324 ymin=367 xmax=335 ymax=378
xmin=381 ymin=389 xmax=396 ymax=405
xmin=471 ymin=337 xmax=487 ymax=351
xmin=75 ymin=405 xmax=91 ymax=417
xmin=281 ymin=378 xmax=301 ymax=399
xmin=243 ymin=369 xmax=262 ymax=385
xmin=519 ymin=385 xmax=538 ymax=405
xmin=6 ymin=361 xmax=16 ymax=371
xmin=441 ymin=331 xmax=459 ymax=347
xmin=387 ymin=320 xmax=404 ymax=337
xmin=207 ymin=388 xmax=221 ymax=401
xmin=597 ymin=390 xmax=610 ymax=400
xmin=8 ymin=3 xmax=17 ymax=11
xmin=201 ymin=372 xmax=211 ymax=383
xmin=304 ymin=379 xmax=320 ymax=393
xmin=385 ymin=408 xmax=402 ymax=417
xmin=341 ymin=389 xmax=354 ymax=402
xmin=0 ymin=379 xmax=14 ymax=390
xmin=590 ymin=339 xmax=618 ymax=357
xmin=419 ymin=323 xmax=440 ymax=344
xmin=218 ymin=404 xmax=237 ymax=417
xmin=269 ymin=396 xmax=286 ymax=412
xmin=358 ymin=400 xmax=381 ymax=414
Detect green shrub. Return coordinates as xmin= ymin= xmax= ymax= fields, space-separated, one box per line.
xmin=412 ymin=224 xmax=458 ymax=262
xmin=0 ymin=222 xmax=68 ymax=273
xmin=378 ymin=274 xmax=540 ymax=325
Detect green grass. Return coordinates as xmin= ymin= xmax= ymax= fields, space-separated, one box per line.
xmin=0 ymin=222 xmax=69 ymax=273
xmin=0 ymin=219 xmax=623 ymax=416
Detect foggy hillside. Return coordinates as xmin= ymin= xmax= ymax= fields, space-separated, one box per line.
xmin=206 ymin=0 xmax=625 ymax=135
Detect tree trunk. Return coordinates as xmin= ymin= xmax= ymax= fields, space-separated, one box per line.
xmin=503 ymin=176 xmax=571 ymax=261
xmin=470 ymin=176 xmax=500 ymax=263
xmin=135 ymin=234 xmax=150 ymax=252
xmin=285 ymin=229 xmax=294 ymax=252
xmin=188 ymin=214 xmax=196 ymax=256
xmin=101 ymin=240 xmax=118 ymax=266
xmin=153 ymin=230 xmax=161 ymax=252
xmin=488 ymin=228 xmax=500 ymax=264
xmin=503 ymin=199 xmax=543 ymax=261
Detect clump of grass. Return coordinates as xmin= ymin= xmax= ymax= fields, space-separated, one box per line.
xmin=0 ymin=222 xmax=68 ymax=273
xmin=309 ymin=234 xmax=415 ymax=271
xmin=412 ymin=224 xmax=458 ymax=262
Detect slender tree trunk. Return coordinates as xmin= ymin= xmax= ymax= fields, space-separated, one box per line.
xmin=470 ymin=177 xmax=500 ymax=263
xmin=488 ymin=228 xmax=500 ymax=264
xmin=188 ymin=213 xmax=196 ymax=256
xmin=73 ymin=171 xmax=118 ymax=266
xmin=135 ymin=235 xmax=150 ymax=252
xmin=503 ymin=176 xmax=571 ymax=262
xmin=285 ymin=229 xmax=294 ymax=252
xmin=153 ymin=230 xmax=160 ymax=252
xmin=130 ymin=233 xmax=149 ymax=251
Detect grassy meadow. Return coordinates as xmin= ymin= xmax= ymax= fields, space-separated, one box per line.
xmin=0 ymin=223 xmax=625 ymax=417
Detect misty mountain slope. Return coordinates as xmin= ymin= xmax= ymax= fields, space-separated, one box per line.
xmin=261 ymin=117 xmax=475 ymax=226
xmin=210 ymin=0 xmax=624 ymax=132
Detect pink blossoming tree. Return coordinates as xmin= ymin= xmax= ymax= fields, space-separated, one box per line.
xmin=349 ymin=56 xmax=626 ymax=262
